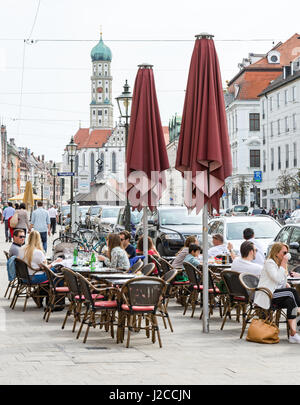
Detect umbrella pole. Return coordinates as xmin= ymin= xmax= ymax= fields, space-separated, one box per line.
xmin=143 ymin=207 xmax=148 ymax=265
xmin=202 ymin=164 xmax=210 ymax=333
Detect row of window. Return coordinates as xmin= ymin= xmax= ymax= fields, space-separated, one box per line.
xmin=92 ymin=109 xmax=108 ymax=116
xmin=262 ymin=86 xmax=297 ymax=114
xmin=264 ymin=142 xmax=297 ymax=172
xmin=266 ymin=114 xmax=297 ymax=137
xmin=75 ymin=151 xmax=118 ymax=177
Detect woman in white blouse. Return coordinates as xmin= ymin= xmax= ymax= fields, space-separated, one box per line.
xmin=254 ymin=242 xmax=300 ymax=343
xmin=98 ymin=233 xmax=130 ymax=271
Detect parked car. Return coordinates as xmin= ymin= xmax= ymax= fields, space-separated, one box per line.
xmin=142 ymin=206 xmax=203 ymax=257
xmin=85 ymin=205 xmax=101 ymax=229
xmin=58 ymin=205 xmax=70 ymax=225
xmin=208 ymin=215 xmax=282 ymax=256
xmin=113 ymin=207 xmax=143 ymax=238
xmin=230 ymin=205 xmax=250 ymax=216
xmin=93 ymin=206 xmax=122 ymax=232
xmin=78 ymin=206 xmax=91 ymax=227
xmin=267 ymin=224 xmax=300 ymax=273
xmin=285 ymin=209 xmax=300 ymax=225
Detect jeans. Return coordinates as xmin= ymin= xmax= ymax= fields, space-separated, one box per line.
xmin=30 ymin=273 xmax=48 ymax=284
xmin=4 ymin=220 xmax=11 ymax=242
xmin=39 ymin=231 xmax=47 ymax=252
xmin=50 ymin=218 xmax=56 ymax=235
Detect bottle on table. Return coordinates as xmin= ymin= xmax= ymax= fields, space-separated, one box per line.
xmin=90 ymin=252 xmax=96 ymax=271
xmin=73 ymin=248 xmax=78 ymax=266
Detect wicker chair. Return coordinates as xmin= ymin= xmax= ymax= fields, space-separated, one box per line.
xmin=158 ymin=269 xmax=178 ymax=332
xmin=3 ymin=250 xmax=18 ymax=299
xmin=76 ymin=273 xmax=118 ymax=343
xmin=61 ymin=267 xmax=87 ymax=332
xmin=10 ymin=258 xmax=49 ymax=311
xmin=148 ymin=255 xmax=162 ymax=276
xmin=182 ymin=262 xmax=203 ymax=317
xmin=239 ymin=272 xmax=289 ymax=339
xmin=128 ymin=259 xmax=143 ymax=274
xmin=117 ymin=277 xmax=166 ymax=348
xmin=140 ymin=263 xmax=155 ymax=276
xmin=39 ymin=264 xmax=68 ymax=322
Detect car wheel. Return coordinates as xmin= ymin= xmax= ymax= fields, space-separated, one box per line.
xmin=157 ymin=242 xmax=165 ymax=256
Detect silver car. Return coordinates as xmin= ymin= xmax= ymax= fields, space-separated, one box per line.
xmin=285 ymin=209 xmax=300 ymax=225
xmin=208 ymin=215 xmax=282 ymax=255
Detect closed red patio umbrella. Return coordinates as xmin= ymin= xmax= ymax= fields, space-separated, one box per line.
xmin=175 ymin=33 xmax=232 ymax=332
xmin=126 ymin=63 xmax=170 ymax=262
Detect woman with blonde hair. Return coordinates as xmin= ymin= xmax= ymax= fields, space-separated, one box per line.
xmin=254 ymin=242 xmax=300 ymax=343
xmin=98 ymin=233 xmax=130 ymax=271
xmin=18 ymin=230 xmax=61 ymax=283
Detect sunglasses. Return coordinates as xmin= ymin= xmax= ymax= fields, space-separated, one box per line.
xmin=19 ymin=236 xmax=25 ymax=239
xmin=283 ymin=251 xmax=289 ymax=255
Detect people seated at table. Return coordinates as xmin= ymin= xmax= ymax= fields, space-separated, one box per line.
xmin=231 ymin=241 xmax=263 ymax=276
xmin=183 ymin=244 xmax=202 ymax=268
xmin=98 ymin=233 xmax=130 ymax=271
xmin=136 ymin=235 xmax=160 ymax=274
xmin=9 ymin=228 xmax=26 ymax=258
xmin=119 ymin=230 xmax=136 ymax=259
xmin=208 ymin=233 xmax=234 ymax=259
xmin=17 ymin=230 xmax=62 ymax=283
xmin=254 ymin=242 xmax=300 ymax=343
xmin=242 ymin=227 xmax=265 ymax=266
xmin=172 ymin=235 xmax=201 ymax=269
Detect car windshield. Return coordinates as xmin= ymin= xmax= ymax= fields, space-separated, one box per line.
xmin=102 ymin=208 xmax=120 ymax=218
xmin=233 ymin=205 xmax=248 ymax=213
xmin=293 ymin=211 xmax=300 ymax=217
xmin=90 ymin=206 xmax=100 ymax=215
xmin=226 ymin=221 xmax=281 ymax=240
xmin=131 ymin=211 xmax=143 ymax=225
xmin=160 ymin=209 xmax=202 ymax=225
xmin=61 ymin=206 xmax=70 ymax=213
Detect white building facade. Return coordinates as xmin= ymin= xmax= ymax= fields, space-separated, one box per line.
xmin=259 ymin=62 xmax=300 ymax=210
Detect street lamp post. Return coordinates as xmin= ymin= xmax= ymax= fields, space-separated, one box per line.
xmin=66 ymin=136 xmax=77 ymax=232
xmin=116 ymin=80 xmax=132 ymax=232
xmin=50 ymin=162 xmax=58 ymax=205
xmin=40 ymin=173 xmax=45 ymax=204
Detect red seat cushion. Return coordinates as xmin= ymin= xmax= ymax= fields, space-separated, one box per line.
xmin=173 ymin=281 xmax=190 ymax=285
xmin=55 ymin=287 xmax=69 ymax=293
xmin=121 ymin=304 xmax=155 ymax=312
xmin=233 ymin=296 xmax=246 ymax=301
xmin=75 ymin=294 xmax=104 ymax=300
xmin=94 ymin=300 xmax=117 ymax=308
xmin=194 ymin=285 xmax=220 ymax=293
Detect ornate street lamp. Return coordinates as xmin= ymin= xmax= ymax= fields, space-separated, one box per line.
xmin=116 ymin=80 xmax=132 ymax=232
xmin=50 ymin=162 xmax=58 ymax=205
xmin=40 ymin=173 xmax=45 ymax=204
xmin=66 ymin=136 xmax=77 ymax=230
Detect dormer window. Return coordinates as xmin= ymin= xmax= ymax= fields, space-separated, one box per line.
xmin=267 ymin=50 xmax=280 ymax=64
xmin=234 ymin=84 xmax=239 ymax=98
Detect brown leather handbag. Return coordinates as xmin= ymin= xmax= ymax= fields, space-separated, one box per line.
xmin=246 ymin=318 xmax=279 ymax=344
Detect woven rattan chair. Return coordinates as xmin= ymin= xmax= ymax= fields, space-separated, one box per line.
xmin=148 ymin=255 xmax=162 ymax=276
xmin=61 ymin=267 xmax=87 ymax=332
xmin=141 ymin=263 xmax=155 ymax=276
xmin=239 ymin=272 xmax=289 ymax=339
xmin=10 ymin=258 xmax=49 ymax=311
xmin=76 ymin=273 xmax=118 ymax=343
xmin=182 ymin=262 xmax=203 ymax=317
xmin=117 ymin=276 xmax=166 ymax=348
xmin=3 ymin=250 xmax=18 ymax=299
xmin=128 ymin=259 xmax=143 ymax=274
xmin=39 ymin=264 xmax=68 ymax=322
xmin=220 ymin=270 xmax=253 ymax=333
xmin=158 ymin=269 xmax=178 ymax=332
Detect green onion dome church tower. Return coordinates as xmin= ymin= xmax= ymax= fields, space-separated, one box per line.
xmin=90 ymin=31 xmax=113 ymax=129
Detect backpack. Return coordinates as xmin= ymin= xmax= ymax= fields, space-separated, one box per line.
xmin=10 ymin=212 xmax=19 ymax=228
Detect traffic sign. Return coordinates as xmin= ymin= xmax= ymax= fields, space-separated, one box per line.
xmin=57 ymin=172 xmax=75 ymax=177
xmin=253 ymin=171 xmax=262 ymax=183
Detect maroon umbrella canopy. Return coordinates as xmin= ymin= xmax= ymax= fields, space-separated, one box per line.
xmin=175 ymin=34 xmax=232 ymax=213
xmin=127 ymin=64 xmax=169 ymax=211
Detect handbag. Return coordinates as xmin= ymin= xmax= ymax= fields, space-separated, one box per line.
xmin=9 ymin=212 xmax=19 ymax=228
xmin=246 ymin=318 xmax=279 ymax=344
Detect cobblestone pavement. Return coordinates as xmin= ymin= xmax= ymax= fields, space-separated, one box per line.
xmin=0 ymin=223 xmax=300 ymax=385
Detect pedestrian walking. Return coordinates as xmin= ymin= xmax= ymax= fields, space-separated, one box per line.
xmin=30 ymin=201 xmax=50 ymax=252
xmin=48 ymin=205 xmax=58 ymax=236
xmin=1 ymin=202 xmax=15 ymax=242
xmin=14 ymin=202 xmax=31 ymax=236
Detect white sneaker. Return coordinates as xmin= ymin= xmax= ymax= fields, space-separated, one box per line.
xmin=289 ymin=333 xmax=300 ymax=343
